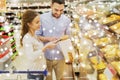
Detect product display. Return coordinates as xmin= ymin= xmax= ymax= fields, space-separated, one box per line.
xmin=69 ymin=1 xmax=120 ymax=80
xmin=0 ymin=17 xmax=17 ymax=70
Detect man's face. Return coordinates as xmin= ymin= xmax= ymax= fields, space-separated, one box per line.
xmin=51 ymin=2 xmax=64 ymax=18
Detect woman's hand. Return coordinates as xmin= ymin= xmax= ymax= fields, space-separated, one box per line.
xmin=46 ymin=41 xmax=57 ymax=48
xmin=42 ymin=41 xmax=57 ymax=52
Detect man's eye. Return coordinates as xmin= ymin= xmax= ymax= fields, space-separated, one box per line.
xmin=60 ymin=10 xmax=63 ymax=12
xmin=55 ymin=9 xmax=58 ymax=11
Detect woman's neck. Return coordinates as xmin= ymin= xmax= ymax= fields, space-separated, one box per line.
xmin=28 ymin=29 xmax=35 ymax=37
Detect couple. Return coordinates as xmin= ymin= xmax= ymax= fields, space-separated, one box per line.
xmin=20 ymin=0 xmax=71 ymax=80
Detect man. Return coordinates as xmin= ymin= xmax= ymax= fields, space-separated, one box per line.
xmin=36 ymin=0 xmax=71 ymax=80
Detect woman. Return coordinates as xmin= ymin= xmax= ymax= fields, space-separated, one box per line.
xmin=20 ymin=10 xmax=56 ymax=80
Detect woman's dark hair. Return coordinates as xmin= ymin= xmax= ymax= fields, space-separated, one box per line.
xmin=20 ymin=10 xmax=39 ymax=46
xmin=52 ymin=0 xmax=65 ymax=4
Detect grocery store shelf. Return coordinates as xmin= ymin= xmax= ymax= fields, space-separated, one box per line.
xmin=0 ymin=49 xmax=10 ymax=59
xmin=0 ymin=36 xmax=13 ymax=46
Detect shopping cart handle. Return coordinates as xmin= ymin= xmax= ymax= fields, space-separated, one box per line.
xmin=0 ymin=70 xmax=48 ymax=76
xmin=13 ymin=70 xmax=48 ymax=76
xmin=0 ymin=71 xmax=9 ymax=73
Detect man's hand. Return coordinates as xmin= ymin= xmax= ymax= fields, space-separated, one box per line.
xmin=60 ymin=35 xmax=69 ymax=40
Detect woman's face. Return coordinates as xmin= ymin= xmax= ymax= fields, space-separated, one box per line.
xmin=28 ymin=15 xmax=40 ymax=31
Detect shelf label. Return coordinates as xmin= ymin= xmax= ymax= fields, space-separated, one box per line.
xmin=104 ymin=64 xmax=117 ymax=80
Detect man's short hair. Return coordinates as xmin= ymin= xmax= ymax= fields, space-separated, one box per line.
xmin=52 ymin=0 xmax=65 ymax=4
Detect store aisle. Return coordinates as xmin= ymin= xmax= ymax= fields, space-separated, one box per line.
xmin=0 ymin=26 xmax=97 ymax=80
xmin=0 ymin=29 xmax=97 ymax=80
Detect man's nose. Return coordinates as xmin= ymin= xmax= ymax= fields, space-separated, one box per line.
xmin=56 ymin=11 xmax=61 ymax=15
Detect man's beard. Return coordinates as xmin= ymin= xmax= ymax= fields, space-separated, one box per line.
xmin=52 ymin=13 xmax=61 ymax=18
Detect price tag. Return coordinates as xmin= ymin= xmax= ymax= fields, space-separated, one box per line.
xmin=104 ymin=64 xmax=116 ymax=80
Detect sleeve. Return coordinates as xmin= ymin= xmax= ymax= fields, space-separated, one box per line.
xmin=65 ymin=18 xmax=71 ymax=35
xmin=22 ymin=37 xmax=42 ymax=61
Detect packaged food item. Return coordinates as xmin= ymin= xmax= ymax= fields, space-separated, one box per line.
xmin=97 ymin=61 xmax=106 ymax=70
xmin=89 ymin=56 xmax=98 ymax=65
xmin=111 ymin=61 xmax=120 ymax=75
xmin=100 ymin=44 xmax=120 ymax=62
xmin=102 ymin=14 xmax=120 ymax=24
xmin=94 ymin=37 xmax=111 ymax=46
xmin=110 ymin=22 xmax=120 ymax=34
xmin=99 ymin=73 xmax=107 ymax=80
